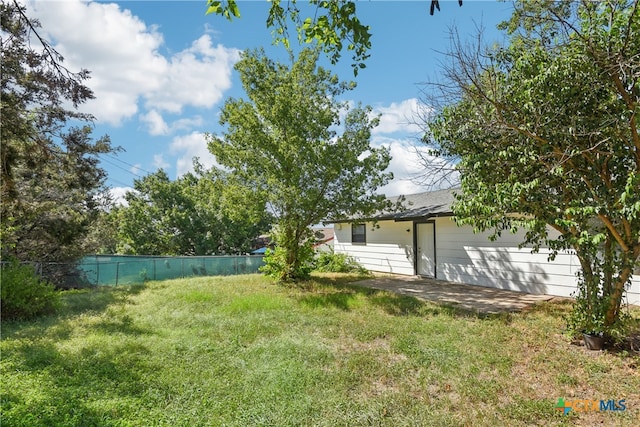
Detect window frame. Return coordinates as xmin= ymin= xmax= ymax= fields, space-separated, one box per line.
xmin=351 ymin=223 xmax=366 ymax=245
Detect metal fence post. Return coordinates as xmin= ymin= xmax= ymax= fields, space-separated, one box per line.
xmin=115 ymin=262 xmax=120 ymax=286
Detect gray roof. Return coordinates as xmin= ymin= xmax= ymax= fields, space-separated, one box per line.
xmin=378 ymin=188 xmax=457 ymax=221
xmin=327 ymin=188 xmax=458 ymax=223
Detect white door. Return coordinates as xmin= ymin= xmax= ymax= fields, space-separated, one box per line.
xmin=417 ymin=222 xmax=436 ymax=277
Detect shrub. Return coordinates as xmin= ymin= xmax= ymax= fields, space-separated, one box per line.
xmin=260 ymin=243 xmax=315 ymax=283
xmin=1 ymin=260 xmax=60 ymax=321
xmin=565 ymin=273 xmax=632 ymax=344
xmin=314 ymin=250 xmax=368 ymax=274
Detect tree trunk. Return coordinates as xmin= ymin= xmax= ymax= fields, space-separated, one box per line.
xmin=605 ymin=265 xmax=633 ymax=326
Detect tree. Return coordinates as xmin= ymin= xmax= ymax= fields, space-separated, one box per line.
xmin=1 ymin=1 xmax=116 ymax=284
xmin=206 ymin=0 xmax=462 ymax=75
xmin=423 ymin=0 xmax=639 ymax=336
xmin=0 ymin=126 xmax=114 ymax=284
xmin=207 ymin=48 xmax=393 ymax=281
xmin=1 ymin=0 xmax=95 ymax=197
xmin=112 ymin=164 xmax=272 ymax=256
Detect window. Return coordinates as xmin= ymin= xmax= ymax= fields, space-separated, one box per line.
xmin=351 ymin=223 xmax=366 ymax=244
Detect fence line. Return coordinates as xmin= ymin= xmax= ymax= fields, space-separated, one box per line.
xmin=1 ymin=255 xmax=265 ymax=287
xmin=79 ymin=255 xmax=266 ymax=286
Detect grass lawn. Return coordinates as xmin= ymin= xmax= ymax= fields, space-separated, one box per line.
xmin=1 ymin=273 xmax=639 ymax=426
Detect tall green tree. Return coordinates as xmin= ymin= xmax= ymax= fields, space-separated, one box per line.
xmin=206 ymin=0 xmax=462 ymax=75
xmin=1 ymin=0 xmax=96 ymax=197
xmin=207 ymin=48 xmax=392 ymax=282
xmin=2 ymin=126 xmax=113 ymax=264
xmin=1 ymin=1 xmax=115 ymax=284
xmin=424 ymin=0 xmax=639 ymax=334
xmin=113 ymin=165 xmax=271 ymax=256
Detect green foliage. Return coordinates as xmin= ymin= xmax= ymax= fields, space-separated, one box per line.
xmin=1 ymin=2 xmax=115 ymax=277
xmin=82 ymin=211 xmax=120 ymax=255
xmin=205 ymin=1 xmax=460 ymax=76
xmin=261 ymin=243 xmax=315 ymax=282
xmin=1 ymin=1 xmax=96 ymax=196
xmin=206 ymin=0 xmax=371 ymax=75
xmin=314 ymin=249 xmax=368 ymax=274
xmin=1 ymin=260 xmax=60 ymax=321
xmin=425 ymin=0 xmax=640 ymax=332
xmin=207 ymin=48 xmax=392 ymax=282
xmin=566 ymin=273 xmax=632 ymax=343
xmin=1 ymin=127 xmax=114 ymax=266
xmin=112 ymin=163 xmax=272 ymax=255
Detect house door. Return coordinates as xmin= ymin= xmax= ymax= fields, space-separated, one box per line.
xmin=416 ymin=222 xmax=436 ymax=277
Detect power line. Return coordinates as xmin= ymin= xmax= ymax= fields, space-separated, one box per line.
xmin=98 ymin=155 xmax=144 ymax=178
xmin=102 ymin=153 xmax=155 ymax=176
xmin=106 ymin=177 xmax=134 ymax=188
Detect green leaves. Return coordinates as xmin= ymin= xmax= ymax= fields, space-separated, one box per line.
xmin=113 ymin=166 xmax=272 ymax=256
xmin=207 ymin=48 xmax=390 ymax=281
xmin=1 ymin=2 xmax=119 ymax=287
xmin=205 ymin=1 xmax=240 ymax=20
xmin=427 ymin=0 xmax=640 ymax=331
xmin=206 ymin=0 xmax=371 ymax=76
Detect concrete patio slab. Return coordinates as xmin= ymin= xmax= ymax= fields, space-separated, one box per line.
xmin=352 ymin=275 xmax=555 ymax=314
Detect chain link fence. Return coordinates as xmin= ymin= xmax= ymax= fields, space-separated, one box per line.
xmin=2 ymin=255 xmax=266 ymax=287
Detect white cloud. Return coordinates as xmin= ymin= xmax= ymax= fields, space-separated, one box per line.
xmin=169 ymin=132 xmax=219 ymax=176
xmin=140 ymin=110 xmax=169 ymax=136
xmin=380 ymin=180 xmax=428 ymax=198
xmin=140 ymin=110 xmax=205 ymax=136
xmin=172 ymin=116 xmax=205 ymax=132
xmin=371 ymin=136 xmax=458 ymax=196
xmin=129 ymin=163 xmax=143 ymax=176
xmin=373 ymin=98 xmax=423 ymax=135
xmin=109 ymin=186 xmax=132 ymax=207
xmin=28 ymin=0 xmax=239 ymax=126
xmin=144 ymin=35 xmax=240 ymax=113
xmin=153 ymin=154 xmax=170 ymax=170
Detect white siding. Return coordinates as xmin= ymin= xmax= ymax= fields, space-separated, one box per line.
xmin=631 ymin=276 xmax=640 ymax=306
xmin=334 ymin=218 xmax=640 ymax=305
xmin=435 ymin=217 xmax=640 ymax=305
xmin=435 ymin=217 xmax=577 ymax=297
xmin=334 ymin=220 xmax=414 ymax=275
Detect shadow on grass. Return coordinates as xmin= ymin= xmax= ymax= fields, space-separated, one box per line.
xmin=90 ymin=313 xmax=153 ymax=337
xmin=1 ymin=283 xmax=148 ymax=340
xmin=55 ymin=283 xmax=147 ymax=320
xmin=520 ymin=298 xmax=574 ymax=317
xmin=2 ymin=337 xmax=153 ymax=426
xmin=295 ymin=275 xmax=461 ymax=317
xmin=1 ymin=284 xmax=157 ymax=425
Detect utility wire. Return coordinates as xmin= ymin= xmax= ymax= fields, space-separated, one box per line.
xmin=98 ymin=156 xmax=144 ymax=178
xmin=102 ymin=153 xmax=155 ymax=176
xmin=106 ymin=177 xmax=135 ymax=188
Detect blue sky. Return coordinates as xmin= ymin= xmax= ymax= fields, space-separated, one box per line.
xmin=24 ymin=0 xmax=514 ymax=202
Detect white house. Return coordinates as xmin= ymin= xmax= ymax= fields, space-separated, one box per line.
xmin=332 ymin=189 xmax=640 ymax=305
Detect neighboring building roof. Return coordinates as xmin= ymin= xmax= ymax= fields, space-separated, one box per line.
xmin=312 ymin=227 xmax=334 ymax=249
xmin=312 ymin=227 xmax=334 ymax=243
xmin=331 ymin=188 xmax=458 ymax=223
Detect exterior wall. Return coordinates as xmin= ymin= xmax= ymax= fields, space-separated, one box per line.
xmin=334 ymin=218 xmax=640 ymax=305
xmin=631 ymin=276 xmax=640 ymax=306
xmin=434 ymin=217 xmax=640 ymax=304
xmin=334 ymin=220 xmax=414 ymax=275
xmin=434 ymin=217 xmax=577 ymax=297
